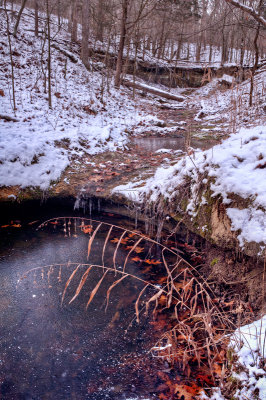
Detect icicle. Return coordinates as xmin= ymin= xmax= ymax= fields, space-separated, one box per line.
xmin=89 ymin=198 xmax=92 ymax=217
xmin=74 ymin=195 xmax=80 ymax=210
xmin=135 ymin=207 xmax=138 ymax=230
xmin=156 ymin=218 xmax=164 ymax=244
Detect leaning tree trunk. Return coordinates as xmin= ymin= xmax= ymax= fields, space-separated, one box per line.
xmin=114 ymin=0 xmax=129 ymax=88
xmin=13 ymin=0 xmax=27 ymax=37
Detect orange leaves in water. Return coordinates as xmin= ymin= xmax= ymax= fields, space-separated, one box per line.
xmin=1 ymin=221 xmax=21 ymax=228
xmin=81 ymin=225 xmax=93 ymax=234
xmin=157 ymin=371 xmax=202 ymax=400
xmin=111 ymin=237 xmax=128 ymax=244
xmin=131 ymin=256 xmax=142 ymax=262
xmin=144 ymin=259 xmax=161 ymax=265
xmin=196 ymin=373 xmax=214 ymax=386
xmin=174 ymin=383 xmax=202 ymax=399
xmin=141 ymin=265 xmax=153 ymax=274
xmin=126 ymin=245 xmax=144 ymax=253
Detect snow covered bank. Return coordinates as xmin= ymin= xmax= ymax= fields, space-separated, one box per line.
xmin=202 ymin=316 xmax=266 ymax=400
xmin=113 ymin=125 xmax=266 ymax=253
xmin=0 ymin=8 xmax=151 ymax=189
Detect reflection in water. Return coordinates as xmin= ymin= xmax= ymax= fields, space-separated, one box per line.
xmin=0 ymin=216 xmax=177 ymax=400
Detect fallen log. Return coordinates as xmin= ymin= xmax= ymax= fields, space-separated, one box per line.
xmin=51 ymin=44 xmax=78 ymax=64
xmin=0 ymin=114 xmax=19 ymax=122
xmin=123 ymin=79 xmax=186 ymax=102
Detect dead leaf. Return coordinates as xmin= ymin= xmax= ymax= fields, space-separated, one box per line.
xmin=81 ymin=225 xmax=93 ymax=234
xmin=174 ymin=382 xmax=202 ymax=399
xmin=126 ymin=245 xmax=144 ymax=253
xmin=111 ymin=237 xmax=128 ymax=244
xmin=131 ymin=256 xmax=142 ymax=262
xmin=213 ymin=363 xmax=222 ymax=377
xmin=144 ymin=259 xmax=161 ymax=265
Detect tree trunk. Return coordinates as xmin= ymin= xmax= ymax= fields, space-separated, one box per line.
xmin=34 ymin=0 xmax=39 ymax=36
xmin=13 ymin=0 xmax=27 ymax=37
xmin=46 ymin=0 xmax=52 ymax=109
xmin=4 ymin=0 xmax=16 ymax=112
xmin=57 ymin=0 xmax=61 ymax=26
xmin=71 ymin=0 xmax=78 ymax=43
xmin=81 ymin=0 xmax=90 ymax=67
xmin=221 ymin=13 xmax=228 ymax=66
xmin=114 ymin=0 xmax=129 ymax=88
xmin=249 ymin=22 xmax=261 ymax=106
xmin=96 ymin=0 xmax=104 ymax=42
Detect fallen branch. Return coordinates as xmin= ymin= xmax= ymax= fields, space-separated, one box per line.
xmin=123 ymin=79 xmax=186 ymax=102
xmin=0 ymin=114 xmax=19 ymax=122
xmin=51 ymin=43 xmax=78 ymax=64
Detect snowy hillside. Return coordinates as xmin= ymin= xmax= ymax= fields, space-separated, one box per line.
xmin=0 ymin=8 xmax=151 ymax=189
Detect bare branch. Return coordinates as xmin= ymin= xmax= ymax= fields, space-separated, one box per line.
xmin=224 ymin=0 xmax=266 ymax=27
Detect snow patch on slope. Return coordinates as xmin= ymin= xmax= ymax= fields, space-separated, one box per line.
xmin=0 ymin=9 xmax=150 ymax=189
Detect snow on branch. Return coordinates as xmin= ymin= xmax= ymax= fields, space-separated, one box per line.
xmin=224 ymin=0 xmax=266 ymax=28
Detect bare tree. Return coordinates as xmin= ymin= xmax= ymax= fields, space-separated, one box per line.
xmin=115 ymin=0 xmax=129 ymax=88
xmin=81 ymin=0 xmax=90 ymax=67
xmin=4 ymin=0 xmax=16 ymax=112
xmin=224 ymin=0 xmax=266 ymax=28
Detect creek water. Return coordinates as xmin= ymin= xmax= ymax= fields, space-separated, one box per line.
xmin=0 ymin=210 xmax=181 ymax=400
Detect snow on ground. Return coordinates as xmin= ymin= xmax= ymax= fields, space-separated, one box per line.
xmin=191 ymin=68 xmax=266 ymax=131
xmin=113 ymin=125 xmax=266 ymax=250
xmin=0 ymin=8 xmax=152 ymax=189
xmin=201 ymin=316 xmax=266 ymax=400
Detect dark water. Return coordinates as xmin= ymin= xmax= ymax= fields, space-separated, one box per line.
xmin=0 ymin=213 xmax=179 ymax=400
xmin=133 ymin=136 xmax=218 ymax=153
